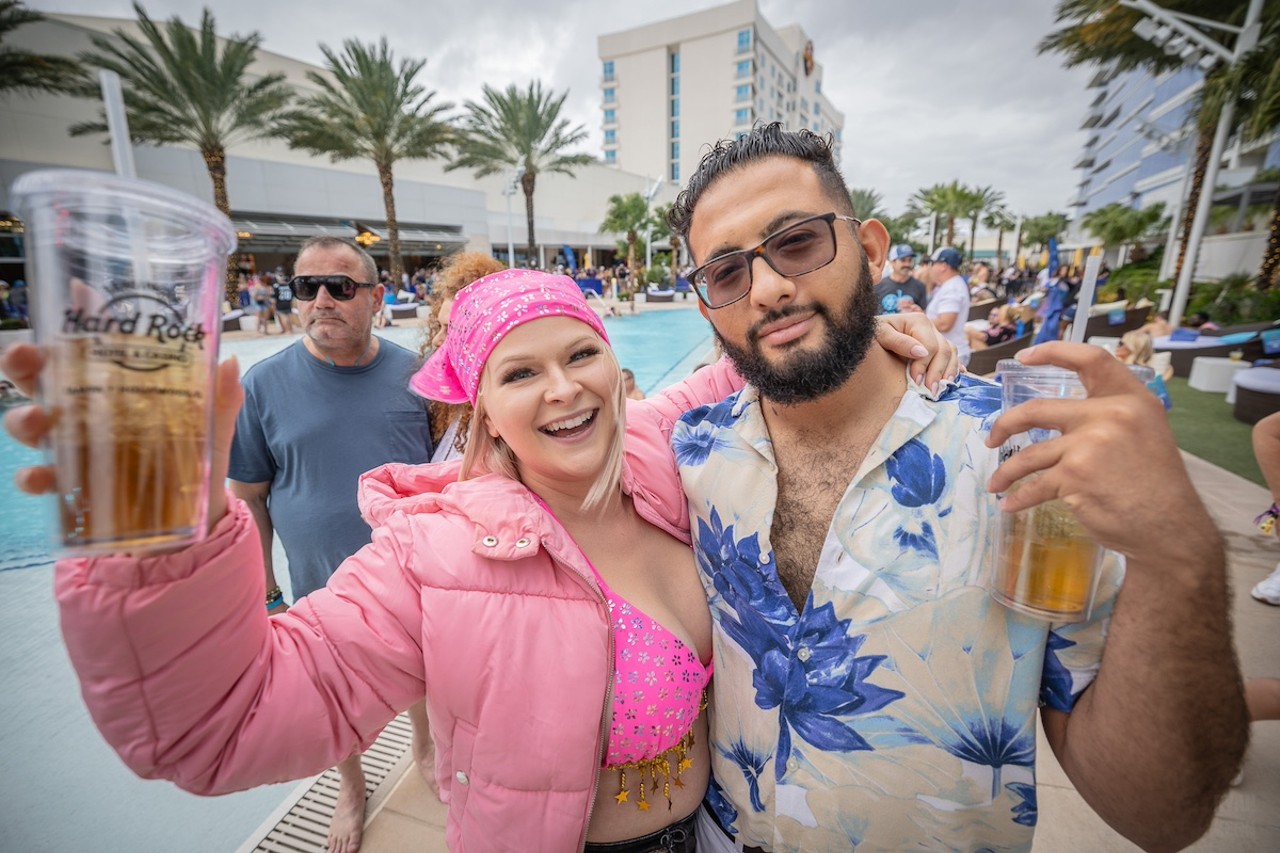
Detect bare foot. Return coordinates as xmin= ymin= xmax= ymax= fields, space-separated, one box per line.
xmin=328 ymin=756 xmax=366 ymax=853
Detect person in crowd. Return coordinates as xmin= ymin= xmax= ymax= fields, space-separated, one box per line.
xmin=873 ymin=244 xmax=928 ymax=315
xmin=272 ymin=273 xmax=297 ymax=335
xmin=421 ymin=251 xmax=507 ymax=463
xmin=965 ymin=303 xmax=1019 ymax=351
xmin=925 ymin=246 xmax=972 ymax=366
xmin=1138 ymin=310 xmax=1173 ymax=339
xmin=230 ymin=237 xmax=432 ymax=853
xmin=622 ymin=368 xmax=646 ymax=401
xmin=967 ymin=261 xmax=996 ymax=300
xmin=1114 ymin=329 xmax=1154 ymax=368
xmin=1 ymin=264 xmax=954 ymax=851
xmin=1188 ymin=311 xmax=1220 ymax=332
xmin=665 ymin=122 xmax=1246 ymax=851
xmin=252 ymin=275 xmax=273 ymax=335
xmin=1251 ymin=411 xmax=1280 ymax=606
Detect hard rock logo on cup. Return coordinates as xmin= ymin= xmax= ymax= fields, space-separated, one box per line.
xmin=12 ymin=170 xmax=235 ymax=555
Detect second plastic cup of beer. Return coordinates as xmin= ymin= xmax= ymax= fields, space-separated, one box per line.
xmin=12 ymin=169 xmax=235 ymax=556
xmin=989 ymin=359 xmax=1152 ymax=622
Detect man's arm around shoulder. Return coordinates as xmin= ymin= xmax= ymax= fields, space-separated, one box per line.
xmin=230 ymin=480 xmax=285 ymax=612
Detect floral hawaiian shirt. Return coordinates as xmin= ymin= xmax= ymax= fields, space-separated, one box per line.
xmin=673 ymin=372 xmax=1123 ymax=852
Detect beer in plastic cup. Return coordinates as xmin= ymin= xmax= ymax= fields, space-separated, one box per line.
xmin=989 ymin=359 xmax=1153 ymax=621
xmin=11 ymin=170 xmax=235 ymax=556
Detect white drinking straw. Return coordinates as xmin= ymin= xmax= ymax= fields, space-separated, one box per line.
xmin=1070 ymin=255 xmax=1103 ymax=345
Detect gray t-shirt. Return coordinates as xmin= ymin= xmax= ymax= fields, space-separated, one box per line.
xmin=873 ymin=275 xmax=928 ymax=314
xmin=229 ymin=339 xmax=431 ymax=597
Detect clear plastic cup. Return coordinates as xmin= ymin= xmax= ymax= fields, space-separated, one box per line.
xmin=990 ymin=359 xmax=1153 ymax=621
xmin=11 ymin=169 xmax=235 ymax=555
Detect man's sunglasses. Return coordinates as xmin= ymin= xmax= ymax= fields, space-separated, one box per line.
xmin=289 ymin=275 xmax=377 ymax=301
xmin=689 ymin=212 xmax=860 ymax=309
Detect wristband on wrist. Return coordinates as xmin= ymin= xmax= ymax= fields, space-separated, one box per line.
xmin=1255 ymin=503 xmax=1280 ymax=535
xmin=266 ymin=585 xmax=284 ymax=610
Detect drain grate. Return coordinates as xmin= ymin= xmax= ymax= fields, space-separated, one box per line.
xmin=239 ymin=711 xmax=414 ymax=853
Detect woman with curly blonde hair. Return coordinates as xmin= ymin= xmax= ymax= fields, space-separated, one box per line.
xmin=421 ymin=252 xmax=508 ymax=461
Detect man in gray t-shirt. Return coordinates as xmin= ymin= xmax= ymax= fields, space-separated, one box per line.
xmin=229 ymin=236 xmax=430 ymax=853
xmin=873 ymin=243 xmax=928 ymax=314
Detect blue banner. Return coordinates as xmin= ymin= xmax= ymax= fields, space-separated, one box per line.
xmin=1047 ymin=236 xmax=1060 ymax=274
xmin=562 ymin=245 xmax=577 ymax=272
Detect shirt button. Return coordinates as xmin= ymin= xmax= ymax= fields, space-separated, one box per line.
xmin=515 ymin=537 xmax=531 ymax=548
xmin=760 ymin=553 xmax=771 ymax=564
xmin=481 ymin=535 xmax=498 ymax=547
xmin=786 ymin=758 xmax=799 ymax=773
xmin=455 ymin=771 xmax=469 ymax=785
xmin=796 ymin=646 xmax=812 ymax=662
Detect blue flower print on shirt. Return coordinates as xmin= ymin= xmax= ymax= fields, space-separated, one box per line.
xmin=1039 ymin=630 xmax=1077 ymax=712
xmin=697 ymin=509 xmax=793 ymax=627
xmin=673 ymin=420 xmax=733 ymax=467
xmin=940 ymin=715 xmax=1035 ymax=798
xmin=681 ymin=392 xmax=745 ymax=431
xmin=893 ymin=520 xmax=938 ymax=560
xmin=886 ymin=438 xmax=947 ymax=508
xmin=1007 ymin=781 xmax=1038 ymax=827
xmin=717 ymin=739 xmax=766 ymax=814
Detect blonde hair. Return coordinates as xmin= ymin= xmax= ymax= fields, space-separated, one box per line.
xmin=459 ymin=330 xmax=627 ymax=513
xmin=422 ymin=253 xmax=509 ymax=455
xmin=1118 ymin=330 xmax=1153 ymax=365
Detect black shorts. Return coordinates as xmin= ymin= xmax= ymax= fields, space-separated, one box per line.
xmin=275 ymin=303 xmax=293 ymax=314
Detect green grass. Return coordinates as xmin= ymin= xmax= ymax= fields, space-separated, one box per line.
xmin=1165 ymin=377 xmax=1263 ymax=486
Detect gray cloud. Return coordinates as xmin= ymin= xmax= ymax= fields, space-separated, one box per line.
xmin=30 ymin=0 xmax=1094 ymax=220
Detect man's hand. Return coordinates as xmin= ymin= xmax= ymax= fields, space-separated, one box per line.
xmin=985 ymin=342 xmax=1212 ymax=566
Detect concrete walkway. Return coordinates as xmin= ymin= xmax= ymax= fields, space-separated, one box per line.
xmin=348 ymin=452 xmax=1279 ymax=852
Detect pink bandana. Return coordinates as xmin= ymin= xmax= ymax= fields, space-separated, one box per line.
xmin=411 ymin=269 xmax=610 ymax=404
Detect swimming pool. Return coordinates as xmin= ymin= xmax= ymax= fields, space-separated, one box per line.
xmin=0 ymin=303 xmax=715 ymax=852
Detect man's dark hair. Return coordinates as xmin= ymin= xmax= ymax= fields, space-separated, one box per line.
xmin=667 ymin=123 xmax=853 ymax=257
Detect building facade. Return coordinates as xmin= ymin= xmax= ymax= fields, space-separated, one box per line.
xmin=1069 ymin=61 xmax=1279 ymax=279
xmin=597 ymin=0 xmax=844 ymax=188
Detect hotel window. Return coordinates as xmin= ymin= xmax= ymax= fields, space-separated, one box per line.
xmin=671 ymin=141 xmax=680 ymax=160
xmin=735 ymin=84 xmax=750 ymax=102
xmin=737 ymin=28 xmax=751 ymax=53
xmin=602 ymin=60 xmax=614 ymax=82
xmin=603 ymin=87 xmax=615 ymax=103
xmin=735 ymin=107 xmax=750 ymax=125
xmin=814 ymin=102 xmax=820 ymax=116
xmin=670 ymin=162 xmax=680 ymax=182
xmin=670 ymin=98 xmax=680 ymax=118
xmin=603 ymin=108 xmax=616 ymax=124
xmin=670 ymin=52 xmax=680 ymax=73
xmin=605 ymin=149 xmax=616 ymax=164
xmin=671 ymin=76 xmax=680 ymax=96
xmin=736 ymin=59 xmax=751 ymax=78
xmin=670 ymin=119 xmax=680 ymax=139
xmin=815 ymin=79 xmax=822 ymax=94
xmin=604 ymin=129 xmax=616 ymax=145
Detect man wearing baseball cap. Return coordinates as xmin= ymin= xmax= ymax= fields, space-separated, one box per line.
xmin=873 ymin=243 xmax=928 ymax=315
xmin=926 ymin=246 xmax=972 ymax=365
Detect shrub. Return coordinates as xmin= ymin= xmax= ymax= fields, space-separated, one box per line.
xmin=1186 ymin=273 xmax=1280 ymax=326
xmin=0 ymin=318 xmax=29 ymax=331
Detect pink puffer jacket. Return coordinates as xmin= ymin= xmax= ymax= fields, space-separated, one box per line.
xmin=55 ymin=359 xmax=741 ymax=852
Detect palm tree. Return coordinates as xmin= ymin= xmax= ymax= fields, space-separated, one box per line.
xmin=848 ymin=187 xmax=886 ymax=220
xmin=70 ymin=2 xmax=293 ymax=303
xmin=600 ymin=192 xmax=649 ymax=275
xmin=1082 ymin=202 xmax=1167 ymax=263
xmin=0 ymin=0 xmax=86 ymax=97
xmin=649 ymin=202 xmax=682 ymax=286
xmin=1040 ymin=0 xmax=1279 ymax=286
xmin=449 ymin=81 xmax=594 ymax=266
xmin=274 ymin=38 xmax=452 ymax=286
xmin=964 ymin=185 xmax=1006 ymax=262
xmin=1023 ymin=212 xmax=1070 ymax=256
xmin=911 ymin=181 xmax=968 ymax=248
xmin=1202 ymin=18 xmax=1280 ymax=287
xmin=983 ymin=207 xmax=1017 ymax=269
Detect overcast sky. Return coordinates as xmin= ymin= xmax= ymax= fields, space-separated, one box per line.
xmin=29 ymin=0 xmax=1095 ymax=222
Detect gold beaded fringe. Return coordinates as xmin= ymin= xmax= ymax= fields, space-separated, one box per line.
xmin=612 ymin=690 xmax=708 ymax=811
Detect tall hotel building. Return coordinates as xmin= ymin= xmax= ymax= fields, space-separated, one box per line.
xmin=597 ymin=0 xmax=844 ymax=187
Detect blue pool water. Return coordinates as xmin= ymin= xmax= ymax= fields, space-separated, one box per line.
xmin=0 ymin=303 xmax=714 ymax=852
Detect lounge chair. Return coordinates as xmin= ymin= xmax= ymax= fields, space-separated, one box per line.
xmin=967 ymin=332 xmax=1034 ymax=377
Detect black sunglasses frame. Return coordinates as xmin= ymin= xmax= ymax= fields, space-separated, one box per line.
xmin=689 ymin=212 xmax=861 ymax=309
xmin=289 ymin=275 xmax=377 ymax=302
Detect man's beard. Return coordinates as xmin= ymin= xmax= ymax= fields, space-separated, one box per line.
xmin=715 ymin=253 xmax=879 ymax=405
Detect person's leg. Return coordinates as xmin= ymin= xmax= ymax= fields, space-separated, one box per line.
xmin=329 ymin=754 xmax=367 ymax=853
xmin=1252 ymin=413 xmax=1280 ymax=604
xmin=1245 ymin=678 xmax=1280 ymax=721
xmin=407 ymin=700 xmax=440 ymax=797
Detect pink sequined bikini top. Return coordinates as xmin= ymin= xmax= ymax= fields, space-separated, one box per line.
xmin=587 ymin=564 xmax=712 ymax=769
